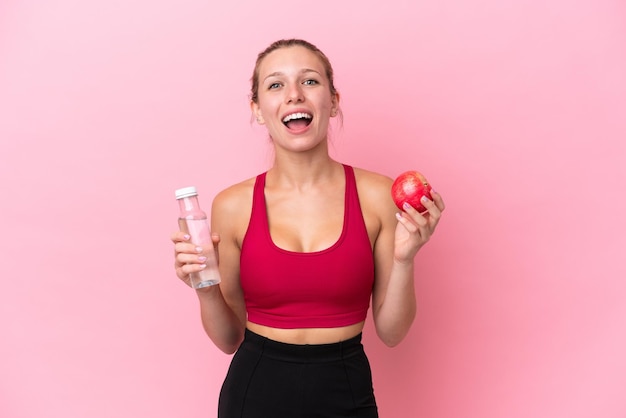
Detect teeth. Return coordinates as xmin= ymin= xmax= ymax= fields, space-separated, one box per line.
xmin=282 ymin=112 xmax=312 ymax=123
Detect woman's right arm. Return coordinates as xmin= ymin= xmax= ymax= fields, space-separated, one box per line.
xmin=172 ymin=185 xmax=249 ymax=354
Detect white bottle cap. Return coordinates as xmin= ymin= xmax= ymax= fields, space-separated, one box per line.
xmin=175 ymin=186 xmax=198 ymax=199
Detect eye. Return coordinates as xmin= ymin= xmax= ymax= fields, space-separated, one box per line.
xmin=268 ymin=82 xmax=282 ymax=90
xmin=303 ymin=79 xmax=318 ymax=86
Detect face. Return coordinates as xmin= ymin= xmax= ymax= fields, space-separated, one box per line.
xmin=251 ymin=46 xmax=340 ymax=152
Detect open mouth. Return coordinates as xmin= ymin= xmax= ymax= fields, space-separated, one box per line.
xmin=282 ymin=112 xmax=312 ymax=130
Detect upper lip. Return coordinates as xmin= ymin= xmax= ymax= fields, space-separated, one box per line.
xmin=281 ymin=109 xmax=313 ymax=123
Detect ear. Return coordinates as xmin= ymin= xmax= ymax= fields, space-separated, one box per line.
xmin=250 ymin=100 xmax=265 ymax=124
xmin=330 ymin=92 xmax=340 ymax=117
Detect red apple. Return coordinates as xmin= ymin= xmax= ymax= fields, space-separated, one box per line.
xmin=391 ymin=170 xmax=433 ymax=213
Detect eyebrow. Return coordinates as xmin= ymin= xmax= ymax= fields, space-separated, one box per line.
xmin=263 ymin=68 xmax=322 ymax=82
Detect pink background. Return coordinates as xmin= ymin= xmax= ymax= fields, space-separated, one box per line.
xmin=1 ymin=1 xmax=625 ymax=417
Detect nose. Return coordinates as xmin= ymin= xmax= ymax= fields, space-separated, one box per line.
xmin=285 ymin=83 xmax=304 ymax=104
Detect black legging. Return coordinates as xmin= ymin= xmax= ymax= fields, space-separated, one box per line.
xmin=218 ymin=328 xmax=379 ymax=418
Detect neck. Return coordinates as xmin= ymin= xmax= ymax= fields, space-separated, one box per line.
xmin=268 ymin=155 xmax=342 ymax=190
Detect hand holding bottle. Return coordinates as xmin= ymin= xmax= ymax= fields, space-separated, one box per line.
xmin=171 ymin=230 xmax=221 ymax=289
xmin=173 ymin=187 xmax=221 ymax=289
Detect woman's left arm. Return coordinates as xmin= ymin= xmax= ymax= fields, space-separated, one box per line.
xmin=369 ymin=177 xmax=445 ymax=347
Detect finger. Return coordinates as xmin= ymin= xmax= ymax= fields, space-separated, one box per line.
xmin=395 ymin=212 xmax=420 ymax=233
xmin=178 ymin=262 xmax=207 ymax=276
xmin=174 ymin=241 xmax=203 ymax=255
xmin=396 ymin=212 xmax=433 ymax=247
xmin=418 ymin=195 xmax=444 ymax=227
xmin=210 ymin=233 xmax=221 ymax=261
xmin=171 ymin=231 xmax=191 ymax=243
xmin=430 ymin=190 xmax=445 ymax=212
xmin=418 ymin=195 xmax=440 ymax=216
xmin=176 ymin=251 xmax=207 ymax=265
xmin=401 ymin=202 xmax=428 ymax=227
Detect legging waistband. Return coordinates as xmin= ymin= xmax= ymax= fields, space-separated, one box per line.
xmin=240 ymin=328 xmax=364 ymax=363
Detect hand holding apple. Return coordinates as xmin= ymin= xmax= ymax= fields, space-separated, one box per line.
xmin=391 ymin=170 xmax=433 ymax=213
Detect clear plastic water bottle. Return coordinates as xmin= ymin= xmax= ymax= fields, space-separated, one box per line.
xmin=175 ymin=186 xmax=221 ymax=288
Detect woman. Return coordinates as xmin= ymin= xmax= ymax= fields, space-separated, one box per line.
xmin=171 ymin=39 xmax=445 ymax=417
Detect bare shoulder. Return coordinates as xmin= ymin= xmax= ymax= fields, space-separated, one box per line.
xmin=351 ymin=167 xmax=397 ymax=240
xmin=212 ymin=176 xmax=256 ymax=213
xmin=211 ymin=176 xmax=257 ymax=243
xmin=352 ymin=167 xmax=394 ymax=205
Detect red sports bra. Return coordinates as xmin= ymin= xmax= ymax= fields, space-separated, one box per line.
xmin=239 ymin=164 xmax=375 ymax=329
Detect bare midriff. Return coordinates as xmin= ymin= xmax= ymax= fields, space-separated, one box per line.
xmin=246 ymin=321 xmax=366 ymax=345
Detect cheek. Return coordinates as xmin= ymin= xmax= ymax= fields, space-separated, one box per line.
xmin=258 ymin=97 xmax=283 ymax=117
xmin=319 ymin=93 xmax=335 ymax=112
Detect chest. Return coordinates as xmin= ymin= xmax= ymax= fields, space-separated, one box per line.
xmin=265 ymin=188 xmax=346 ymax=253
